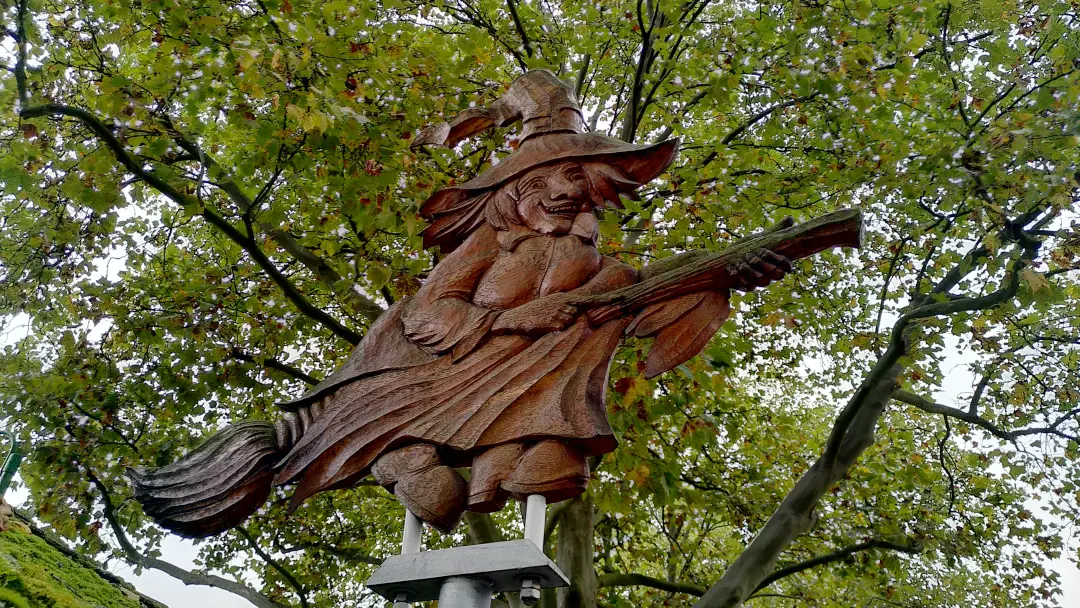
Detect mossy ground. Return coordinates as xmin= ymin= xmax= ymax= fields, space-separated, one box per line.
xmin=0 ymin=529 xmax=139 ymax=608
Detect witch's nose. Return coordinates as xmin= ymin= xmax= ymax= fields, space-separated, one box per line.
xmin=549 ymin=179 xmax=584 ymax=201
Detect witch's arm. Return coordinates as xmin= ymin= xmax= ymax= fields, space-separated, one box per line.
xmin=620 ymin=221 xmax=796 ymax=379
xmin=571 ymin=210 xmax=864 ymax=378
xmin=400 ymin=226 xmax=501 ymax=359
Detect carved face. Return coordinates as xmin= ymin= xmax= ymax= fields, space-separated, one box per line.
xmin=513 ymin=162 xmax=594 ymax=235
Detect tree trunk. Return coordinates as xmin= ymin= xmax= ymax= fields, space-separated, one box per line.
xmin=556 ymin=495 xmax=597 ymax=608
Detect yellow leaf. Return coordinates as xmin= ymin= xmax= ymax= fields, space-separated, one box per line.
xmin=237 ymin=50 xmax=259 ymax=71
xmin=624 ymin=377 xmax=652 ymax=404
xmin=286 ymin=103 xmax=307 ymax=123
xmin=271 ymin=49 xmax=283 ymax=71
xmin=1021 ymin=268 xmax=1050 ymax=292
xmin=627 ymin=464 xmax=650 ymax=485
xmin=710 ymin=374 xmax=727 ymax=395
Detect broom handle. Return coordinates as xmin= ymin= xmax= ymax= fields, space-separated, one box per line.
xmin=571 ymin=209 xmax=864 ymax=324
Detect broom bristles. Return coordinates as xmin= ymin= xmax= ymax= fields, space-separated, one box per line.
xmin=128 ymin=421 xmax=282 ymax=538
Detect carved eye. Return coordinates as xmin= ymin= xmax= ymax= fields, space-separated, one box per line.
xmin=522 ymin=178 xmax=547 ymax=193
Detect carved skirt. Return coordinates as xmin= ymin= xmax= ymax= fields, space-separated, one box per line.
xmin=276 ymin=316 xmax=630 ymax=507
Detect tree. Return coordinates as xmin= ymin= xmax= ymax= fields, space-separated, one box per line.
xmin=2 ymin=0 xmax=1079 ymax=606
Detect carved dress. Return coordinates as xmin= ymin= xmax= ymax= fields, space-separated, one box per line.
xmin=275 ymin=222 xmax=639 ymax=507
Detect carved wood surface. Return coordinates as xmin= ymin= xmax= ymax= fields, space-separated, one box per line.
xmin=573 ymin=209 xmax=864 ymax=324
xmin=130 ymin=69 xmax=865 ymax=538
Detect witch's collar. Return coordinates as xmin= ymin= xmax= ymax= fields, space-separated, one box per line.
xmin=496 ymin=213 xmax=600 ymax=251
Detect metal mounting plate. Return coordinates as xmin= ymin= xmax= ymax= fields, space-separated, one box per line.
xmin=366 ymin=540 xmax=569 ymax=602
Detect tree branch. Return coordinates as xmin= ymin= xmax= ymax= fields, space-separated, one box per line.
xmin=752 ymin=539 xmax=922 ymax=594
xmin=83 ymin=467 xmax=288 ymax=608
xmin=599 ymin=572 xmax=705 ymax=596
xmin=695 ymin=221 xmax=1043 ymax=608
xmin=229 ymin=349 xmax=320 ymax=385
xmin=620 ymin=0 xmax=661 ymax=142
xmin=281 ymin=541 xmax=383 ymax=566
xmin=723 ymin=93 xmax=820 ymax=146
xmin=162 ymin=119 xmax=384 ymax=323
xmin=893 ymin=389 xmax=1080 ymax=443
xmin=449 ymin=1 xmax=529 ymax=72
xmin=574 ymin=54 xmax=592 ymax=100
xmin=698 ymin=93 xmax=820 ymax=168
xmin=12 ymin=0 xmax=29 ymax=109
xmin=237 ymin=527 xmax=309 ymax=608
xmin=464 ymin=511 xmax=504 ymax=545
xmin=505 ymin=0 xmax=534 ymax=58
xmin=19 ymin=104 xmax=362 ymax=344
xmin=544 ymin=499 xmax=571 ymax=554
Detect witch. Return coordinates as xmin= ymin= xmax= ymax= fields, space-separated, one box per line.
xmin=130 ymin=70 xmax=793 ymax=536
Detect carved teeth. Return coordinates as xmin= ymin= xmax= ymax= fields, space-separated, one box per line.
xmin=544 ymin=202 xmax=579 ymax=215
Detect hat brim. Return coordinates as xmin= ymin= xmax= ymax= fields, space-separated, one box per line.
xmin=419 ymin=134 xmax=679 ymax=220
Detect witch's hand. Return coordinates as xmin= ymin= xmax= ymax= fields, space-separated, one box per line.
xmin=492 ymin=293 xmax=579 ymax=336
xmin=728 ymin=249 xmax=793 ymax=291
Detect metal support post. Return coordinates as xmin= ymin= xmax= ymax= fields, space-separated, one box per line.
xmin=394 ymin=510 xmax=424 ymax=607
xmin=438 ymin=577 xmax=493 ymax=608
xmin=520 ymin=494 xmax=547 ymax=605
xmin=523 ymin=494 xmax=546 ymax=547
xmin=401 ymin=509 xmax=423 ymax=554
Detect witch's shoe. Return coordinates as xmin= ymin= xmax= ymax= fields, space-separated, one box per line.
xmin=501 ymin=440 xmax=589 ymax=503
xmin=372 ymin=444 xmax=467 ymax=534
xmin=468 ymin=443 xmax=525 ymax=513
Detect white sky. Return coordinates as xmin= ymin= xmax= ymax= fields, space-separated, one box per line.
xmin=934 ymin=341 xmax=1080 ymax=604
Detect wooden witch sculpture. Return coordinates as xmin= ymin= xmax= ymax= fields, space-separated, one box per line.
xmin=130 ymin=70 xmax=862 ymax=537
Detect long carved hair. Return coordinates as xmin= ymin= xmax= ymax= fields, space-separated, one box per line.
xmin=422 ymin=162 xmax=643 ymax=251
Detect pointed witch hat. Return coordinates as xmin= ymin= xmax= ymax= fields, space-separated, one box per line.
xmin=413 ymin=69 xmax=679 ymax=252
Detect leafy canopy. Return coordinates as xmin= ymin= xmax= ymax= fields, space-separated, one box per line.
xmin=1 ymin=0 xmax=1079 ymax=607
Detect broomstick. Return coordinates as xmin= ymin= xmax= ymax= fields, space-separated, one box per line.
xmin=571 ymin=209 xmax=865 ymax=323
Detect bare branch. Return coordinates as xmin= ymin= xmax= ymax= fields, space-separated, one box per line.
xmin=83 ymin=467 xmax=288 ymax=608
xmin=230 ymin=349 xmax=320 ymax=385
xmin=940 ymin=4 xmax=971 ymax=128
xmin=893 ymin=389 xmax=1080 ymax=443
xmin=237 ymin=527 xmax=310 ymax=608
xmin=599 ymin=572 xmax=705 ymax=596
xmin=752 ymin=539 xmax=922 ymax=594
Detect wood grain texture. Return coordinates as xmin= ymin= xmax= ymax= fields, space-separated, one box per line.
xmin=572 ymin=209 xmax=864 ymax=324
xmin=631 ymin=291 xmax=732 ymax=379
xmin=130 ymin=69 xmax=863 ymax=537
xmin=468 ymin=442 xmax=524 ymax=512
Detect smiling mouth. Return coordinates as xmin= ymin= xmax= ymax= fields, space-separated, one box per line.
xmin=543 ymin=201 xmax=581 ymax=216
